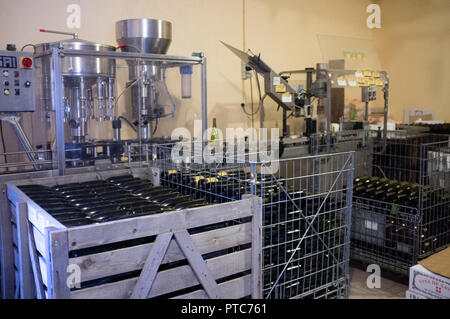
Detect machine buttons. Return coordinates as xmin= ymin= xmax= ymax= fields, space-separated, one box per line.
xmin=20 ymin=57 xmax=33 ymax=69
xmin=0 ymin=50 xmax=35 ymax=112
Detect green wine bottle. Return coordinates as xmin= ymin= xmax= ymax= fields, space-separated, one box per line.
xmin=210 ymin=118 xmax=219 ymax=147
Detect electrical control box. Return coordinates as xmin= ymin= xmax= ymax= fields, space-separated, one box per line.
xmin=0 ymin=50 xmax=35 ymax=112
xmin=362 ymin=85 xmax=377 ymax=102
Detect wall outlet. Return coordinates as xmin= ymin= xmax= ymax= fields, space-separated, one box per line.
xmin=241 ymin=61 xmax=251 ymax=80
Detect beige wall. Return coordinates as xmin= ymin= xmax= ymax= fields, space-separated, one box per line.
xmin=374 ymin=0 xmax=450 ymax=122
xmin=0 ymin=0 xmax=378 ymax=143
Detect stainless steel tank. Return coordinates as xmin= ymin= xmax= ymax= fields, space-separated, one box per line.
xmin=115 ymin=19 xmax=172 ymax=55
xmin=35 ymin=38 xmax=116 ymax=78
xmin=35 ymin=38 xmax=117 ymax=142
xmin=115 ymin=19 xmax=172 ymax=140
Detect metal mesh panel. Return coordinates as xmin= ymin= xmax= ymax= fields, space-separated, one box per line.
xmin=351 ymin=132 xmax=450 ymax=275
xmin=153 ymin=141 xmax=354 ymax=299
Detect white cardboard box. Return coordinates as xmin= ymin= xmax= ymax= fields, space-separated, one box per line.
xmin=406 ymin=290 xmax=430 ymax=299
xmin=409 ymin=264 xmax=450 ymax=299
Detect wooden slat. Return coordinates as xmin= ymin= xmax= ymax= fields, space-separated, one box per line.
xmin=0 ymin=184 xmax=15 ymax=298
xmin=12 ymin=224 xmax=18 ymax=247
xmin=13 ymin=223 xmax=47 ymax=272
xmin=7 ymin=184 xmax=64 ymax=235
xmin=16 ymin=201 xmax=35 ymax=299
xmin=71 ymin=248 xmax=252 ymax=299
xmin=39 ymin=255 xmax=48 ymax=288
xmin=13 ymin=246 xmax=19 ymax=269
xmin=10 ymin=202 xmax=17 ymax=225
xmin=71 ymin=223 xmax=251 ymax=282
xmin=67 ymin=198 xmax=253 ymax=250
xmin=11 ymin=172 xmax=103 ymax=187
xmin=172 ymin=275 xmax=252 ymax=299
xmin=130 ymin=233 xmax=173 ymax=299
xmin=28 ymin=219 xmax=45 ymax=299
xmin=10 ymin=168 xmax=150 ymax=187
xmin=249 ymin=195 xmax=263 ymax=299
xmin=47 ymin=228 xmax=70 ymax=299
xmin=30 ymin=226 xmax=47 ymax=259
xmin=174 ymin=230 xmax=223 ymax=299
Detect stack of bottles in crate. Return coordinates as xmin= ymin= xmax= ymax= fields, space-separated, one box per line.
xmin=262 ymin=198 xmax=346 ymax=298
xmin=160 ymin=168 xmax=347 ymax=298
xmin=19 ymin=175 xmax=253 ymax=291
xmin=352 ymin=175 xmax=450 ymax=259
xmin=19 ymin=175 xmax=209 ymax=228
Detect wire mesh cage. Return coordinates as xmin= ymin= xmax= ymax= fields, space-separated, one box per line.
xmin=351 ymin=132 xmax=450 ymax=276
xmin=152 ymin=140 xmax=354 ymax=299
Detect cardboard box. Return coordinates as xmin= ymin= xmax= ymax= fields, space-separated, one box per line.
xmin=406 ymin=290 xmax=430 ymax=299
xmin=419 ymin=246 xmax=450 ymax=279
xmin=409 ymin=264 xmax=450 ymax=299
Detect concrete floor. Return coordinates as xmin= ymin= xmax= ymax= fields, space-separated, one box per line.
xmin=349 ymin=267 xmax=408 ymax=299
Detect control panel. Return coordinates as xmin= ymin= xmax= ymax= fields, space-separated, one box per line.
xmin=361 ymin=85 xmax=377 ymax=103
xmin=0 ymin=50 xmax=35 ymax=112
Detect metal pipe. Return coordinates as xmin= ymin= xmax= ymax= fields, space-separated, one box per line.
xmin=365 ymin=101 xmax=369 ymax=122
xmin=112 ymin=118 xmax=121 ymax=141
xmin=383 ymin=74 xmax=390 ymax=145
xmin=113 ymin=129 xmax=120 ymax=141
xmin=1 ymin=116 xmax=41 ymax=170
xmin=279 ymin=69 xmax=316 ymax=76
xmin=107 ymin=77 xmax=115 ymax=120
xmin=201 ymin=56 xmax=208 ymax=136
xmin=56 ymin=49 xmax=202 ymax=64
xmin=305 ymin=68 xmax=314 ymax=119
xmin=39 ymin=29 xmax=78 ymax=39
xmin=52 ymin=47 xmax=66 ymax=176
xmin=96 ymin=77 xmax=106 ymax=121
xmin=326 ymin=71 xmax=332 ymax=151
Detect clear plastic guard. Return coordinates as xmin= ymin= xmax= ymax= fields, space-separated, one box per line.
xmin=317 ymin=34 xmax=381 ymax=70
xmin=317 ymin=34 xmax=386 ymax=89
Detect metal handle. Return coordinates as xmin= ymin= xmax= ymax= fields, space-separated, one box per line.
xmin=40 ymin=29 xmax=78 ymax=39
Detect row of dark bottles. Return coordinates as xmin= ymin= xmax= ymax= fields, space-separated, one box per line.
xmin=352 ymin=175 xmax=450 ymax=257
xmin=19 ymin=175 xmax=208 ymax=228
xmin=353 ymin=175 xmax=421 ymax=208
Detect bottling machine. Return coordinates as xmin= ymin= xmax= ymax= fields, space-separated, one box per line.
xmin=0 ymin=19 xmax=207 ymax=176
xmin=221 ymin=41 xmax=390 ymax=158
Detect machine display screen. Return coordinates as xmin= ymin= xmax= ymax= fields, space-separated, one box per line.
xmin=0 ymin=56 xmax=18 ymax=68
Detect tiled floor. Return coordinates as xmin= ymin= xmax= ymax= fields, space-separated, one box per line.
xmin=349 ymin=267 xmax=408 ymax=299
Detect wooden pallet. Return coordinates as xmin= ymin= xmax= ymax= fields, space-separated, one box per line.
xmin=6 ymin=168 xmax=262 ymax=299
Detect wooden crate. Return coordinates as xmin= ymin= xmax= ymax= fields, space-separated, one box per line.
xmin=6 ymin=168 xmax=262 ymax=299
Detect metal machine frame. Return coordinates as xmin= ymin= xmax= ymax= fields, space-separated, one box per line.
xmin=30 ymin=47 xmax=208 ymax=176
